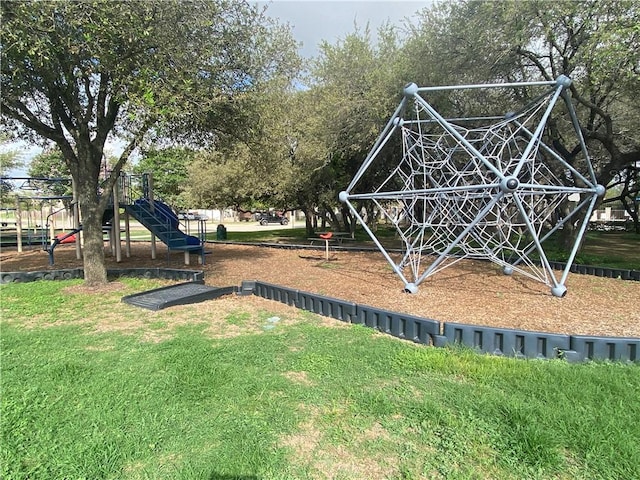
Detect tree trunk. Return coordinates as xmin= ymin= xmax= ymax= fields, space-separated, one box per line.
xmin=82 ymin=208 xmax=108 ymax=285
xmin=340 ymin=204 xmax=353 ymax=233
xmin=558 ymin=199 xmax=589 ymax=255
xmin=301 ymin=206 xmax=315 ymax=237
xmin=323 ymin=203 xmax=341 ymax=231
xmin=76 ymin=171 xmax=108 ymax=286
xmin=365 ymin=202 xmax=378 ymax=232
xmin=558 ymin=221 xmax=577 ymax=253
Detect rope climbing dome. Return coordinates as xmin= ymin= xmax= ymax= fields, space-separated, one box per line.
xmin=340 ymin=76 xmax=604 ymax=296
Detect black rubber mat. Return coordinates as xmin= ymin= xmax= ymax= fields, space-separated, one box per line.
xmin=122 ymin=281 xmax=237 ymax=310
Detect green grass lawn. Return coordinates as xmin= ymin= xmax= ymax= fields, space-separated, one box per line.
xmin=575 ymin=231 xmax=640 ymax=269
xmin=2 ymin=279 xmax=639 ymax=479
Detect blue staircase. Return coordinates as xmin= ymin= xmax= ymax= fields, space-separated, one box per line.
xmin=125 ymin=199 xmax=204 ymax=256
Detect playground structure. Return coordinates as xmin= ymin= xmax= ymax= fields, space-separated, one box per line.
xmin=0 ymin=177 xmax=80 ymax=261
xmin=119 ymin=173 xmax=206 ymax=265
xmin=340 ymin=76 xmax=604 ymax=296
xmin=1 ymin=173 xmax=206 ymax=265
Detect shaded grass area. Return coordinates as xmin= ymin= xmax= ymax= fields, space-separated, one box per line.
xmin=213 ymin=226 xmax=309 ymax=244
xmin=217 ymin=227 xmax=640 ymax=270
xmin=2 ymin=279 xmax=639 ymax=479
xmin=570 ymin=232 xmax=640 ymax=269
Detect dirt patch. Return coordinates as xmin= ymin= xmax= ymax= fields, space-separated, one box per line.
xmin=1 ymin=242 xmax=639 ymax=337
xmin=280 ymin=406 xmax=395 ymax=480
xmin=283 ymin=371 xmax=315 ymax=386
xmin=361 ymin=422 xmax=392 ymax=442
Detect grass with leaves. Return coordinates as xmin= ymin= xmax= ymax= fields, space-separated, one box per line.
xmin=1 ymin=278 xmax=639 ymax=479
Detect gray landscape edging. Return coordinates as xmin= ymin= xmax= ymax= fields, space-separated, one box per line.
xmin=0 ymin=268 xmax=204 ymax=284
xmin=2 ymin=270 xmax=637 ymax=363
xmin=242 ymin=280 xmax=640 ymax=363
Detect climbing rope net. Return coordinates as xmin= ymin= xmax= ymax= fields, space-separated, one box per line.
xmin=339 ymin=76 xmax=604 ymax=296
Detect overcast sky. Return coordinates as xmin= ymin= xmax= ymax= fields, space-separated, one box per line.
xmin=257 ymin=0 xmax=432 ymax=58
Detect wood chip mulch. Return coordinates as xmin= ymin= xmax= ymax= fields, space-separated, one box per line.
xmin=1 ymin=242 xmax=638 ymax=338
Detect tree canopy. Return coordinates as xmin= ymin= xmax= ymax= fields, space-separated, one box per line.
xmin=133 ymin=147 xmax=195 ymax=209
xmin=404 ymin=0 xmax=639 ymax=232
xmin=0 ymin=134 xmax=24 ymax=199
xmin=1 ymin=0 xmax=300 ymax=283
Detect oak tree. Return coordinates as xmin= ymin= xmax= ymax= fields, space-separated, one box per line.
xmin=405 ymin=0 xmax=640 ymax=240
xmin=1 ymin=0 xmax=298 ymax=284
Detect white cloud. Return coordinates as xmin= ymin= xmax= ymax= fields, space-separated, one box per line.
xmin=258 ymin=1 xmax=431 ymax=58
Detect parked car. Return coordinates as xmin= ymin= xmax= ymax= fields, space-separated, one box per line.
xmin=178 ymin=211 xmax=208 ymax=221
xmin=258 ymin=212 xmax=289 ymax=226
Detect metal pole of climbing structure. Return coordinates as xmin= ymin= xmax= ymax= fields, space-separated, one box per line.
xmin=147 ymin=172 xmax=157 ymax=260
xmin=73 ymin=179 xmax=81 ymax=260
xmin=124 ymin=211 xmax=131 ymax=258
xmin=15 ymin=197 xmax=22 ymax=253
xmin=112 ymin=181 xmax=122 ymax=262
xmin=48 ymin=202 xmax=55 ymax=244
xmin=120 ymin=173 xmax=131 ymax=258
